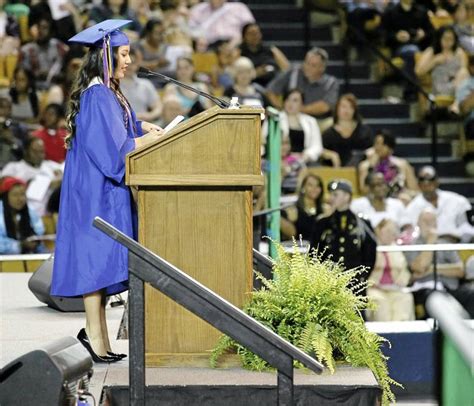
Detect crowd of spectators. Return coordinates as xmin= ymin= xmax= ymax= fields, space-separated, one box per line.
xmin=0 ymin=0 xmax=473 ymax=318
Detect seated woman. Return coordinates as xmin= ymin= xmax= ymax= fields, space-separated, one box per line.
xmin=415 ymin=25 xmax=468 ymax=108
xmin=281 ymin=173 xmax=328 ymax=242
xmin=223 ymin=56 xmax=269 ymax=107
xmin=0 ymin=177 xmax=45 ymax=254
xmin=163 ymin=56 xmax=213 ymax=117
xmin=275 ymin=89 xmax=338 ymax=167
xmin=135 ymin=19 xmax=170 ymax=88
xmin=280 ymin=173 xmax=330 ymax=241
xmin=322 ymin=93 xmax=373 ymax=167
xmin=4 ymin=67 xmax=40 ymax=124
xmin=358 ymin=129 xmax=418 ymax=202
xmin=366 ymin=219 xmax=415 ymax=322
xmin=31 ymin=103 xmax=68 ymax=163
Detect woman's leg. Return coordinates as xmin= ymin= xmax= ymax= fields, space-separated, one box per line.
xmin=84 ymin=290 xmax=108 ymax=356
xmin=100 ymin=294 xmax=112 ymax=352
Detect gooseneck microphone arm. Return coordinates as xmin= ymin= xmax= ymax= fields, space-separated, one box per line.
xmin=137 ymin=67 xmax=230 ymax=109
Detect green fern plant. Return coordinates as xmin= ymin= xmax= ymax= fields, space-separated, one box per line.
xmin=210 ymin=241 xmax=401 ymax=405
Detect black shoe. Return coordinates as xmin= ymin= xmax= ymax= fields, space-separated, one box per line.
xmin=107 ymin=351 xmax=127 ymax=359
xmin=77 ymin=328 xmax=119 ymax=363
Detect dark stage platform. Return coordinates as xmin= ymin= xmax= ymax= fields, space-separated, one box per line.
xmin=103 ymin=365 xmax=382 ymax=405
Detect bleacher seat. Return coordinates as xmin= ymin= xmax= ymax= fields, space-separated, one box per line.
xmin=297 ymin=166 xmax=361 ymax=197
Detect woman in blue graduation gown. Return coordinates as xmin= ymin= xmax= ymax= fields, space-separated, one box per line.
xmin=51 ymin=20 xmax=163 ymax=362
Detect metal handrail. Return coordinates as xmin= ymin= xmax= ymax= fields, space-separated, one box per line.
xmin=93 ymin=217 xmax=323 ymax=406
xmin=377 ymin=243 xmax=474 ymax=253
xmin=342 ymin=22 xmax=440 ymax=168
xmin=426 ymin=292 xmax=473 ymax=367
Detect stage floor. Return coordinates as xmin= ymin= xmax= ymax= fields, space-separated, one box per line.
xmin=1 ymin=273 xmax=437 ymax=405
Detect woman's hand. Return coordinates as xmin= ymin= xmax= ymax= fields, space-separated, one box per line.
xmin=141 ymin=121 xmax=163 ymax=133
xmin=134 ymin=128 xmax=165 ymax=149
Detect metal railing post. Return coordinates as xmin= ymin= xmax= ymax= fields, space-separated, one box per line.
xmin=129 ymin=253 xmax=146 ymax=406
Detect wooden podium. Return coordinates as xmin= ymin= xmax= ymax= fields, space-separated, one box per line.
xmin=126 ymin=106 xmax=264 ymax=366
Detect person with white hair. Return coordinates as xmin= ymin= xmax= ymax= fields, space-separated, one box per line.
xmin=223 ymin=56 xmax=268 ymax=107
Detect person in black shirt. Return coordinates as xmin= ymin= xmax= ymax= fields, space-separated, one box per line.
xmin=382 ymin=0 xmax=434 ymax=99
xmin=322 ymin=93 xmax=373 ymax=166
xmin=238 ymin=22 xmax=290 ymax=86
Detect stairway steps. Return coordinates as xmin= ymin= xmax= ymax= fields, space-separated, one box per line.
xmin=394 ymin=138 xmax=452 ymax=157
xmin=326 ymin=62 xmax=370 ymax=80
xmin=245 ymin=0 xmax=296 ymax=5
xmin=260 ymin=23 xmax=332 ymax=42
xmin=438 ymin=177 xmax=474 ymax=197
xmin=411 ymin=158 xmax=466 ymax=177
xmin=358 ymin=100 xmax=410 ymax=119
xmin=342 ymin=80 xmax=383 ymax=99
xmin=251 ymin=6 xmax=306 ymax=22
xmin=365 ymin=118 xmax=421 ymax=137
xmin=266 ymin=41 xmax=345 ymax=61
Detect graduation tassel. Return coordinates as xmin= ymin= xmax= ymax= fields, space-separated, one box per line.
xmin=102 ymin=35 xmax=110 ymax=87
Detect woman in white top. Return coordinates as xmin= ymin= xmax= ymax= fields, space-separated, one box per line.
xmin=277 ymin=89 xmax=339 ymax=166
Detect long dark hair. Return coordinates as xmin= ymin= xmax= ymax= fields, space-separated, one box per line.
xmin=65 ymin=47 xmax=132 ymax=149
xmin=433 ymin=25 xmax=458 ymax=55
xmin=9 ymin=67 xmax=39 ymax=118
xmin=2 ymin=189 xmax=35 ymax=246
xmin=297 ymin=173 xmax=324 ymax=215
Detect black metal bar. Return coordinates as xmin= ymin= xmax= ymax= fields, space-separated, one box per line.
xmin=430 ymin=104 xmax=438 ymax=169
xmin=252 ymin=248 xmax=274 ymax=290
xmin=303 ymin=0 xmax=311 ymax=53
xmin=344 ymin=22 xmax=439 ymax=173
xmin=277 ymin=355 xmax=294 ymax=406
xmin=129 ymin=261 xmax=145 ymax=406
xmin=93 ymin=217 xmax=324 ymax=378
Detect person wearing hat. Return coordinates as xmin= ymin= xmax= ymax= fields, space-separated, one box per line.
xmin=50 ymin=20 xmax=164 ymax=363
xmin=311 ymin=179 xmax=377 ymax=296
xmin=0 ymin=177 xmax=45 ymax=254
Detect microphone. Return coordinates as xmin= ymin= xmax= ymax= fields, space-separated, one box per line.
xmin=137 ymin=67 xmax=231 ymax=109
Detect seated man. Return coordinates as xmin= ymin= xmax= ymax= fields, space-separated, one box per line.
xmin=351 ymin=171 xmax=406 ymax=229
xmin=188 ymin=0 xmax=255 ymax=47
xmin=402 ymin=165 xmax=473 ymax=242
xmin=405 ymin=209 xmax=465 ymax=319
xmin=266 ymin=47 xmax=339 ymax=123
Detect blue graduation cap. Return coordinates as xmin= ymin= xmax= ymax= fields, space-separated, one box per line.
xmin=69 ymin=19 xmax=132 ymax=87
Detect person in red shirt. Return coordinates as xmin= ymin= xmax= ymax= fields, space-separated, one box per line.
xmin=32 ymin=103 xmax=68 ymax=162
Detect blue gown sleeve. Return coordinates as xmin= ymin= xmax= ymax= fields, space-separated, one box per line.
xmin=78 ymin=85 xmax=136 ymax=183
xmin=136 ymin=120 xmax=143 ymax=136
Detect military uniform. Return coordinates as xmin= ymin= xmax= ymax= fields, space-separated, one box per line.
xmin=311 ymin=209 xmax=377 ymax=294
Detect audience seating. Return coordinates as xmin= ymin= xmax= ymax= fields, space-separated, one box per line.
xmin=297 ymin=166 xmax=360 ymax=197
xmin=192 ymin=52 xmax=219 ymax=77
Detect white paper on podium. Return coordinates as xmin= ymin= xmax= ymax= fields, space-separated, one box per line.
xmin=48 ymin=0 xmax=70 ymax=20
xmin=163 ymin=115 xmax=185 ymax=134
xmin=26 ymin=175 xmax=51 ymax=202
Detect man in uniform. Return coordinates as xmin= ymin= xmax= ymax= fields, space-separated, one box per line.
xmin=311 ymin=179 xmax=377 ymax=295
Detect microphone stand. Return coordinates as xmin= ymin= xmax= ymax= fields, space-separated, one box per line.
xmin=137 ymin=67 xmax=231 ymax=109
